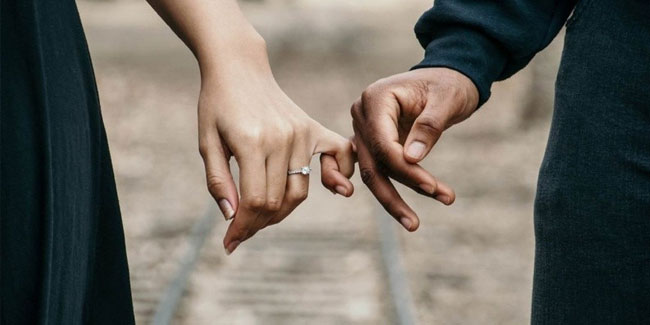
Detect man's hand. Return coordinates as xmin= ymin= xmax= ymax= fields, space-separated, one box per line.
xmin=351 ymin=67 xmax=479 ymax=231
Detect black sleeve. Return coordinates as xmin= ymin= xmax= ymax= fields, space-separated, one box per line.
xmin=412 ymin=0 xmax=578 ymax=106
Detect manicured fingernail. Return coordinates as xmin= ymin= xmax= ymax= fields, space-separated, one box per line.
xmin=218 ymin=199 xmax=235 ymax=220
xmin=400 ymin=217 xmax=412 ymax=230
xmin=406 ymin=141 xmax=426 ymax=160
xmin=436 ymin=194 xmax=452 ymax=205
xmin=225 ymin=240 xmax=241 ymax=256
xmin=419 ymin=183 xmax=435 ymax=195
xmin=335 ymin=185 xmax=348 ymax=196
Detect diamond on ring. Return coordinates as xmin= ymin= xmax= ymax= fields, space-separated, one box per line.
xmin=288 ymin=166 xmax=311 ymax=176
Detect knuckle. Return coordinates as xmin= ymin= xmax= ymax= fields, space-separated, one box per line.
xmin=235 ymin=230 xmax=249 ymax=241
xmin=287 ymin=125 xmax=300 ymax=139
xmin=415 ymin=114 xmax=444 ymax=136
xmin=361 ymin=80 xmax=392 ymax=102
xmin=380 ymin=199 xmax=403 ymax=218
xmin=244 ymin=195 xmax=266 ymax=210
xmin=360 ymin=167 xmax=376 ymax=186
xmin=241 ymin=128 xmax=264 ymax=144
xmin=368 ymin=139 xmax=391 ymax=164
xmin=337 ymin=138 xmax=353 ymax=153
xmin=265 ymin=198 xmax=283 ymax=212
xmin=291 ymin=122 xmax=309 ymax=138
xmin=360 ymin=87 xmax=378 ymax=104
xmin=277 ymin=125 xmax=295 ymax=140
xmin=206 ymin=175 xmax=227 ymax=195
xmin=262 ymin=133 xmax=281 ymax=146
xmin=228 ymin=227 xmax=249 ymax=241
xmin=351 ymin=117 xmax=363 ymax=133
xmin=321 ymin=176 xmax=334 ymax=188
xmin=289 ymin=189 xmax=308 ymax=204
xmin=265 ymin=125 xmax=296 ymax=147
xmin=350 ymin=101 xmax=362 ymax=119
xmin=198 ymin=143 xmax=209 ymax=158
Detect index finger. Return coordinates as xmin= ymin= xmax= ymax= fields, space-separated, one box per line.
xmin=353 ymin=134 xmax=419 ymax=231
xmin=358 ymin=94 xmax=452 ymax=202
xmin=223 ymin=153 xmax=266 ymax=255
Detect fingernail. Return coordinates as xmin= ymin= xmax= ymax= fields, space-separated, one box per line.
xmin=225 ymin=240 xmax=241 ymax=256
xmin=436 ymin=194 xmax=452 ymax=205
xmin=406 ymin=141 xmax=426 ymax=160
xmin=400 ymin=217 xmax=412 ymax=230
xmin=419 ymin=183 xmax=435 ymax=195
xmin=335 ymin=185 xmax=348 ymax=196
xmin=218 ymin=199 xmax=235 ymax=220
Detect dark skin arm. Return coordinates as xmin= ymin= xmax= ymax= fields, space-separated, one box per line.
xmin=350 ymin=67 xmax=479 ymax=230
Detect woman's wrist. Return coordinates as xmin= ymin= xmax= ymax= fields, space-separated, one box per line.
xmin=197 ymin=30 xmax=272 ymax=83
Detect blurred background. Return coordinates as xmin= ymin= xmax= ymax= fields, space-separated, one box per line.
xmin=78 ymin=0 xmax=565 ymax=323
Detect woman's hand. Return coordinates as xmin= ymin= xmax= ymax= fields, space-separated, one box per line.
xmin=146 ymin=0 xmax=354 ymax=254
xmin=198 ymin=52 xmax=354 ymax=255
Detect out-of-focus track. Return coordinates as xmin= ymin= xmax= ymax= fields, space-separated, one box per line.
xmin=147 ymin=199 xmax=420 ymax=325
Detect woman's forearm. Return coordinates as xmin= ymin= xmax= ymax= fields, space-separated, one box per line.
xmin=146 ymin=0 xmax=269 ymax=78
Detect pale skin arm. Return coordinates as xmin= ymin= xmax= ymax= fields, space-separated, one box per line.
xmin=147 ymin=0 xmax=355 ymax=254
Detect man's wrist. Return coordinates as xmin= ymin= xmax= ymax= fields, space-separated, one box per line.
xmin=447 ymin=68 xmax=480 ymax=114
xmin=417 ymin=67 xmax=479 ymax=116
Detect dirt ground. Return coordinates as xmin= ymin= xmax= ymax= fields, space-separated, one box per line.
xmin=78 ymin=0 xmax=564 ymax=323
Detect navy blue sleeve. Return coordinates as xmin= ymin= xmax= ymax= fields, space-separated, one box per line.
xmin=412 ymin=0 xmax=578 ymax=106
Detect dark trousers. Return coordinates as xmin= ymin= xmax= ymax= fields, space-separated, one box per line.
xmin=532 ymin=0 xmax=650 ymax=323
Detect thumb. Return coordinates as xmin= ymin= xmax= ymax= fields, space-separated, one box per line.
xmin=403 ymin=101 xmax=451 ymax=163
xmin=199 ymin=129 xmax=239 ymax=220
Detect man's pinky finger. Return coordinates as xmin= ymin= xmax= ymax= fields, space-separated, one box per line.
xmin=355 ymin=137 xmax=419 ymax=231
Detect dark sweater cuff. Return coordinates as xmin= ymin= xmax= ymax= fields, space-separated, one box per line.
xmin=411 ymin=26 xmax=508 ymax=108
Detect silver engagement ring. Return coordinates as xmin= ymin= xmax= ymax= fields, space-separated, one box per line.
xmin=288 ymin=166 xmax=311 ymax=176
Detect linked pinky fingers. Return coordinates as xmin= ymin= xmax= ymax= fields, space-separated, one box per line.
xmin=320 ymin=154 xmax=354 ymax=197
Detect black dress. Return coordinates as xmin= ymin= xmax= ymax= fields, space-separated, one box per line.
xmin=1 ymin=0 xmax=134 ymax=323
xmin=414 ymin=0 xmax=650 ymax=323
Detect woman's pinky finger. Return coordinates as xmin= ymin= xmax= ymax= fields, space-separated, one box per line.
xmin=320 ymin=154 xmax=353 ymax=197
